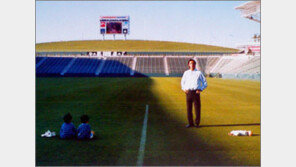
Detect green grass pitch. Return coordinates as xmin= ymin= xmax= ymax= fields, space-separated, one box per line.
xmin=36 ymin=77 xmax=260 ymax=166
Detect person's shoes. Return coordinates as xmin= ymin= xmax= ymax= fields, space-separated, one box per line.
xmin=186 ymin=124 xmax=194 ymax=128
xmin=195 ymin=125 xmax=200 ymax=128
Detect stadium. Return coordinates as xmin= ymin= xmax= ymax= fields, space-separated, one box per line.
xmin=36 ymin=40 xmax=259 ymax=78
xmin=36 ymin=1 xmax=260 ymax=166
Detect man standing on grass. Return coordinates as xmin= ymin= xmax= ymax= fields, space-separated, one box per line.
xmin=181 ymin=59 xmax=207 ymax=128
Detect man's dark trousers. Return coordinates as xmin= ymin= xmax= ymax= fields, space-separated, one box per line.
xmin=186 ymin=90 xmax=201 ymax=126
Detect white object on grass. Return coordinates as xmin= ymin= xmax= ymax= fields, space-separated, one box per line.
xmin=41 ymin=130 xmax=56 ymax=137
xmin=229 ymin=130 xmax=252 ymax=136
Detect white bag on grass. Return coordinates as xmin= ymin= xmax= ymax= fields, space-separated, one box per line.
xmin=228 ymin=130 xmax=253 ymax=136
xmin=41 ymin=130 xmax=56 ymax=137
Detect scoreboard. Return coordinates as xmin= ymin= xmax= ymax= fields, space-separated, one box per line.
xmin=100 ymin=16 xmax=130 ymax=35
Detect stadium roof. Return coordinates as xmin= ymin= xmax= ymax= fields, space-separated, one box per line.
xmin=235 ymin=1 xmax=260 ymax=23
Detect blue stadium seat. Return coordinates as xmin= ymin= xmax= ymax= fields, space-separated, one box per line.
xmin=65 ymin=58 xmax=102 ymax=76
xmin=36 ymin=57 xmax=73 ymax=76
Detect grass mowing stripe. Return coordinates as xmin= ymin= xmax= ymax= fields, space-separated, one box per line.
xmin=136 ymin=105 xmax=149 ymax=166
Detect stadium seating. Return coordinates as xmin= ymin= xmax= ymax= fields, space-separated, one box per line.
xmin=36 ymin=55 xmax=260 ymax=79
xmin=100 ymin=57 xmax=133 ymax=76
xmin=167 ymin=57 xmax=192 ymax=76
xmin=214 ymin=56 xmax=260 ymax=74
xmin=36 ymin=57 xmax=73 ymax=76
xmin=235 ymin=56 xmax=260 ymax=74
xmin=196 ymin=57 xmax=207 ymax=74
xmin=135 ymin=57 xmax=165 ymax=76
xmin=216 ymin=57 xmax=247 ymax=73
xmin=65 ymin=58 xmax=103 ymax=76
xmin=211 ymin=58 xmax=233 ymax=73
xmin=205 ymin=57 xmax=221 ymax=74
xmin=36 ymin=57 xmax=43 ymax=64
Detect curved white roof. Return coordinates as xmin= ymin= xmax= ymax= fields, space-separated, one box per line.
xmin=235 ymin=1 xmax=260 ymax=23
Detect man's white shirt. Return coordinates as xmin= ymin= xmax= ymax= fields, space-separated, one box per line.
xmin=181 ymin=69 xmax=208 ymax=91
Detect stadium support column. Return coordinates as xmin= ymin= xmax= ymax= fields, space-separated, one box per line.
xmin=60 ymin=58 xmax=77 ymax=76
xmin=164 ymin=56 xmax=169 ymax=76
xmin=95 ymin=57 xmax=106 ymax=76
xmin=130 ymin=56 xmax=137 ymax=76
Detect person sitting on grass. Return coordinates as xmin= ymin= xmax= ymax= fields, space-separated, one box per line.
xmin=77 ymin=115 xmax=95 ymax=139
xmin=59 ymin=113 xmax=76 ymax=139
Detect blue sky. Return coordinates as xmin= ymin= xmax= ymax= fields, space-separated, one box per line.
xmin=36 ymin=1 xmax=260 ymax=48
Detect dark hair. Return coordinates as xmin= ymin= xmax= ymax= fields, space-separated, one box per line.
xmin=187 ymin=59 xmax=196 ymax=65
xmin=63 ymin=113 xmax=72 ymax=123
xmin=80 ymin=115 xmax=90 ymax=123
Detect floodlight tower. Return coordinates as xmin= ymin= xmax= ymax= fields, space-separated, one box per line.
xmin=235 ymin=1 xmax=260 ymax=23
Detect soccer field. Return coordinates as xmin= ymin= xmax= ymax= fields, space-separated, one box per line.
xmin=36 ymin=77 xmax=260 ymax=166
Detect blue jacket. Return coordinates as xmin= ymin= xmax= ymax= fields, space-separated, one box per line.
xmin=59 ymin=123 xmax=76 ymax=139
xmin=77 ymin=123 xmax=91 ymax=139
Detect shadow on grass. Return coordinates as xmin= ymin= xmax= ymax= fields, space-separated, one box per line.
xmin=199 ymin=123 xmax=260 ymax=128
xmin=36 ymin=77 xmax=260 ymax=166
xmin=36 ymin=77 xmax=154 ymax=166
xmin=41 ymin=135 xmax=102 ymax=141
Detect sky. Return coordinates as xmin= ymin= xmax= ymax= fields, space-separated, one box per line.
xmin=36 ymin=1 xmax=260 ymax=48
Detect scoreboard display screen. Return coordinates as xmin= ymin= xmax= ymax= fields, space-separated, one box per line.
xmin=100 ymin=16 xmax=130 ymax=35
xmin=106 ymin=22 xmax=122 ymax=34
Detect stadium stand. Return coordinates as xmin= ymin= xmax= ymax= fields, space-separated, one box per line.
xmin=135 ymin=57 xmax=165 ymax=76
xmin=64 ymin=58 xmax=103 ymax=76
xmin=36 ymin=57 xmax=44 ymax=64
xmin=215 ymin=57 xmax=248 ymax=74
xmin=211 ymin=56 xmax=260 ymax=74
xmin=210 ymin=58 xmax=233 ymax=74
xmin=167 ymin=57 xmax=193 ymax=76
xmin=100 ymin=57 xmax=133 ymax=76
xmin=196 ymin=57 xmax=207 ymax=74
xmin=235 ymin=56 xmax=260 ymax=74
xmin=205 ymin=57 xmax=221 ymax=74
xmin=36 ymin=57 xmax=73 ymax=76
xmin=36 ymin=57 xmax=47 ymax=69
xmin=36 ymin=54 xmax=260 ymax=80
xmin=36 ymin=52 xmax=88 ymax=57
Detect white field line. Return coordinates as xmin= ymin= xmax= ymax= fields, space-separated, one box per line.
xmin=136 ymin=104 xmax=149 ymax=166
